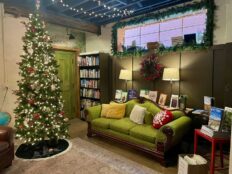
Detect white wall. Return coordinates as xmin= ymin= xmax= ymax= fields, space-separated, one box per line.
xmin=214 ymin=0 xmax=232 ymax=44
xmin=86 ymin=0 xmax=232 ymax=53
xmin=86 ymin=23 xmax=113 ymax=53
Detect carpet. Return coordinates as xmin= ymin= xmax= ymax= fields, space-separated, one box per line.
xmin=2 ymin=138 xmax=160 ymax=174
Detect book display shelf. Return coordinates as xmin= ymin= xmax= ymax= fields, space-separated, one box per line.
xmin=78 ymin=52 xmax=110 ymax=120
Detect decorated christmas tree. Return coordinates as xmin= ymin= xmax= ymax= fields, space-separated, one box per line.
xmin=14 ymin=9 xmax=69 ymax=145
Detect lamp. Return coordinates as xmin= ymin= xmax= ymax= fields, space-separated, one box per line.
xmin=162 ymin=68 xmax=179 ymax=95
xmin=119 ymin=69 xmax=132 ymax=91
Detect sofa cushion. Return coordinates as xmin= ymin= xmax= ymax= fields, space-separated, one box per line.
xmin=153 ymin=110 xmax=173 ymax=129
xmin=101 ymin=104 xmax=111 ymax=117
xmin=130 ymin=125 xmax=159 ymax=143
xmin=129 ymin=105 xmax=146 ymax=124
xmin=109 ymin=118 xmax=137 ymax=134
xmin=106 ymin=103 xmax=126 ymax=119
xmin=92 ymin=118 xmax=116 ymax=129
xmin=0 ymin=142 xmax=9 ymax=152
xmin=125 ymin=100 xmax=137 ymax=117
xmin=144 ymin=111 xmax=153 ymax=124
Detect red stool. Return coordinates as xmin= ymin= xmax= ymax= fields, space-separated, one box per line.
xmin=194 ymin=129 xmax=230 ymax=174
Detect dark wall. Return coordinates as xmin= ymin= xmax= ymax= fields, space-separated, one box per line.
xmin=111 ymin=43 xmax=232 ymax=109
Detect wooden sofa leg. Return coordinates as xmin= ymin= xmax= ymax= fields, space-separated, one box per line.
xmin=87 ymin=122 xmax=93 ymax=137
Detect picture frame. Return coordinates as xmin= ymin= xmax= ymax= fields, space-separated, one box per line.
xmin=115 ymin=89 xmax=122 ymax=102
xmin=127 ymin=89 xmax=137 ymax=100
xmin=121 ymin=92 xmax=128 ymax=102
xmin=170 ymin=94 xmax=179 ymax=108
xmin=158 ymin=93 xmax=167 ymax=106
xmin=148 ymin=91 xmax=158 ymax=103
xmin=204 ymin=96 xmax=215 ymax=112
xmin=140 ymin=89 xmax=149 ymax=99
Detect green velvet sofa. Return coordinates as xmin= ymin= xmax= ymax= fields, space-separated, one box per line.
xmin=85 ymin=98 xmax=191 ymax=165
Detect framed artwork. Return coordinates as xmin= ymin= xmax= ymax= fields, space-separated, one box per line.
xmin=158 ymin=93 xmax=167 ymax=106
xmin=140 ymin=89 xmax=149 ymax=99
xmin=170 ymin=95 xmax=179 ymax=108
xmin=128 ymin=89 xmax=137 ymax=100
xmin=148 ymin=91 xmax=158 ymax=103
xmin=115 ymin=89 xmax=122 ymax=102
xmin=121 ymin=92 xmax=128 ymax=102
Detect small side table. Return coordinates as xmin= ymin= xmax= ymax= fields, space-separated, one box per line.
xmin=194 ymin=129 xmax=230 ymax=174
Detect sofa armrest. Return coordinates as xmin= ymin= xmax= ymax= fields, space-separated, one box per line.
xmin=160 ymin=116 xmax=191 ymax=146
xmin=0 ymin=126 xmax=14 ymax=145
xmin=85 ymin=105 xmax=102 ymax=122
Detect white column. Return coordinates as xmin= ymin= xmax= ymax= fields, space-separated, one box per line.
xmin=0 ymin=3 xmax=5 ymax=87
xmin=226 ymin=0 xmax=232 ymax=43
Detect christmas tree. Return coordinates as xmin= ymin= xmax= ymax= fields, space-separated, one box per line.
xmin=14 ymin=10 xmax=69 ymax=145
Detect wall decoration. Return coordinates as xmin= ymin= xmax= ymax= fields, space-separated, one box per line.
xmin=111 ymin=0 xmax=215 ymax=56
xmin=170 ymin=95 xmax=179 ymax=108
xmin=140 ymin=53 xmax=163 ymax=81
xmin=158 ymin=93 xmax=167 ymax=106
xmin=140 ymin=89 xmax=149 ymax=99
xmin=148 ymin=91 xmax=158 ymax=103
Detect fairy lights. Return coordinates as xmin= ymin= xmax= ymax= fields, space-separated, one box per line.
xmin=50 ymin=0 xmax=134 ymax=19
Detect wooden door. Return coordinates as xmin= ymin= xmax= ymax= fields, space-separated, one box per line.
xmin=55 ymin=50 xmax=78 ymax=119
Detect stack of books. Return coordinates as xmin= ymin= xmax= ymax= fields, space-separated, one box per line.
xmin=200 ymin=107 xmax=232 ymax=138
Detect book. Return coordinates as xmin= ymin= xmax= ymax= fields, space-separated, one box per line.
xmin=128 ymin=89 xmax=137 ymax=100
xmin=208 ymin=107 xmax=224 ymax=131
xmin=121 ymin=92 xmax=128 ymax=102
xmin=158 ymin=93 xmax=167 ymax=106
xmin=115 ymin=90 xmax=122 ymax=101
xmin=170 ymin=94 xmax=179 ymax=108
xmin=148 ymin=91 xmax=158 ymax=102
xmin=204 ymin=96 xmax=215 ymax=112
xmin=201 ymin=125 xmax=230 ymax=138
xmin=140 ymin=89 xmax=149 ymax=99
xmin=221 ymin=107 xmax=232 ymax=133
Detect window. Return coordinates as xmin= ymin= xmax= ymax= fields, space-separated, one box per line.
xmin=117 ymin=10 xmax=207 ymax=51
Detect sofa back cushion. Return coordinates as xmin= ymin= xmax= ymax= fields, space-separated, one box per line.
xmin=105 ymin=103 xmax=126 ymax=119
xmin=125 ymin=99 xmax=162 ymax=117
xmin=129 ymin=105 xmax=146 ymax=124
xmin=144 ymin=111 xmax=153 ymax=124
xmin=101 ymin=104 xmax=112 ymax=117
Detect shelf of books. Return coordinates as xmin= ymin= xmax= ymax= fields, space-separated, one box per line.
xmin=78 ymin=52 xmax=110 ymax=120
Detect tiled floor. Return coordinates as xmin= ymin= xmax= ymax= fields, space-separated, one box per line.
xmin=68 ymin=118 xmax=230 ymax=174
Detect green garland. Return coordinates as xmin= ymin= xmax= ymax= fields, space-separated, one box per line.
xmin=112 ymin=0 xmax=215 ymax=57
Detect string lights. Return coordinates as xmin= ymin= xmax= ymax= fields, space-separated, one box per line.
xmin=50 ymin=0 xmax=134 ymax=19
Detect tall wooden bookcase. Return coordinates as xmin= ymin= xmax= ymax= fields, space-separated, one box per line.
xmin=78 ymin=52 xmax=110 ymax=119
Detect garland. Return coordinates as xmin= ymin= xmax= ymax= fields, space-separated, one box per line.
xmin=111 ymin=0 xmax=215 ymax=57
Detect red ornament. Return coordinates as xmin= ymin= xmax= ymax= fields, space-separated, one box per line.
xmin=31 ymin=27 xmax=36 ymax=33
xmin=27 ymin=67 xmax=35 ymax=74
xmin=60 ymin=111 xmax=65 ymax=116
xmin=28 ymin=99 xmax=35 ymax=105
xmin=33 ymin=113 xmax=40 ymax=120
xmin=19 ymin=124 xmax=24 ymax=129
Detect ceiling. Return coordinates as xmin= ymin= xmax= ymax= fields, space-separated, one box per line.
xmin=42 ymin=0 xmax=192 ymax=25
xmin=1 ymin=0 xmax=193 ymax=34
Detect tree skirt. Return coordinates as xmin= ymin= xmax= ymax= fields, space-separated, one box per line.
xmin=3 ymin=138 xmax=161 ymax=174
xmin=15 ymin=139 xmax=69 ymax=159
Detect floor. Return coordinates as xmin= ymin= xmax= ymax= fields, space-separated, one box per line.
xmin=68 ymin=118 xmax=230 ymax=174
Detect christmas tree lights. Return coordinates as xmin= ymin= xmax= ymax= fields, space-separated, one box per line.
xmin=14 ymin=10 xmax=69 ymax=145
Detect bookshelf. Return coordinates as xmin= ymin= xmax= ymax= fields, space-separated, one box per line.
xmin=78 ymin=52 xmax=110 ymax=120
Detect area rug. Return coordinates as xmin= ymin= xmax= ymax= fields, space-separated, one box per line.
xmin=2 ymin=138 xmax=160 ymax=174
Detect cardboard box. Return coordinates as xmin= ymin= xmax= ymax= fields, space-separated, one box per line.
xmin=178 ymin=154 xmax=208 ymax=174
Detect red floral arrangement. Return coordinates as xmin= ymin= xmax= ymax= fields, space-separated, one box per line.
xmin=140 ymin=53 xmax=163 ymax=81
